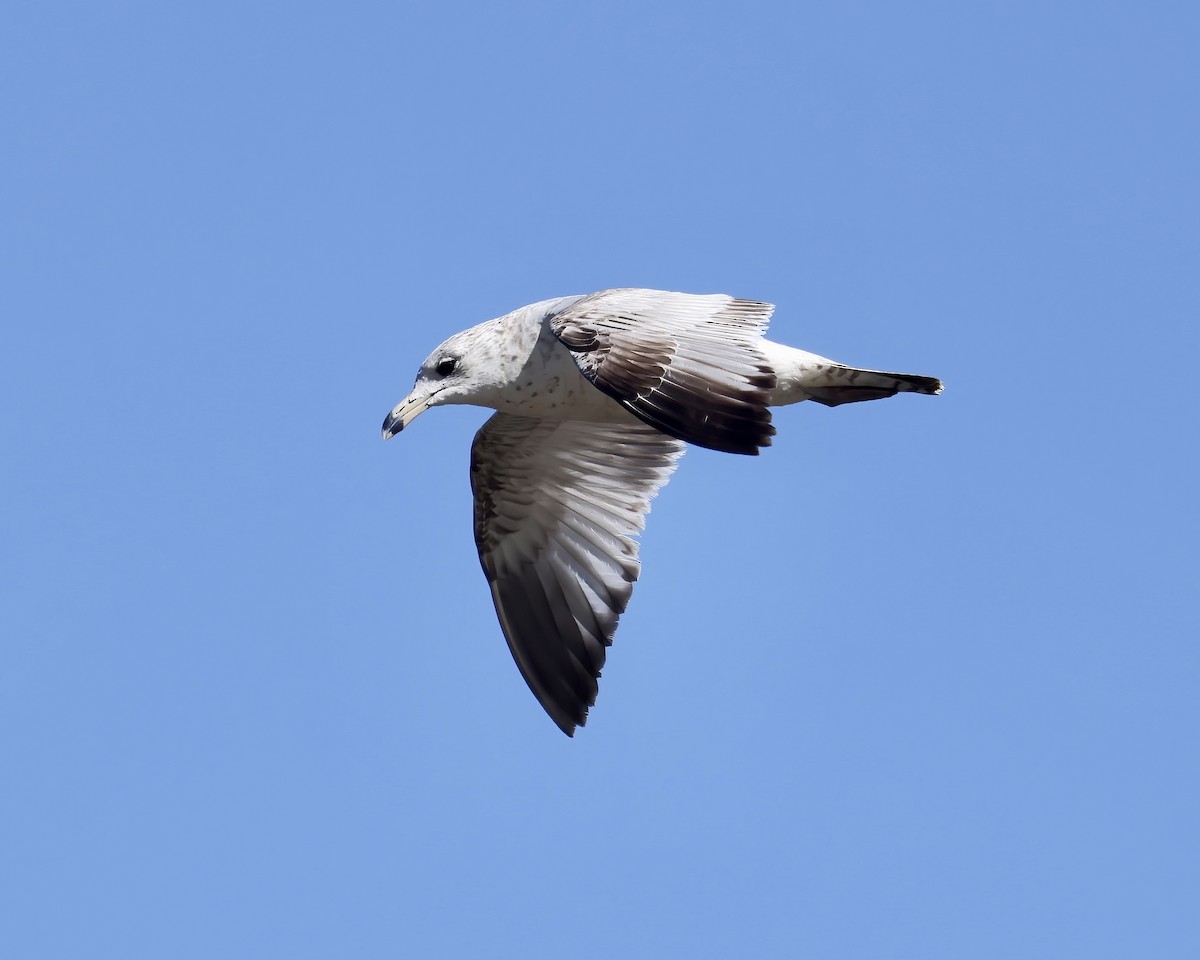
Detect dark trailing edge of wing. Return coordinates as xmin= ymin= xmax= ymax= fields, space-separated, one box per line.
xmin=606 ymin=367 xmax=776 ymax=456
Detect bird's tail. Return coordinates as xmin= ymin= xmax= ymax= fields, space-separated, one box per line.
xmin=760 ymin=341 xmax=943 ymax=407
xmin=802 ymin=365 xmax=943 ymax=407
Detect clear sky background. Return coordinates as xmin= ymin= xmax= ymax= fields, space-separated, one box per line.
xmin=3 ymin=2 xmax=1197 ymax=957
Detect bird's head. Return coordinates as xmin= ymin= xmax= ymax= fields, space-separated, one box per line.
xmin=381 ymin=296 xmax=586 ymax=440
xmin=381 ymin=323 xmax=509 ymax=439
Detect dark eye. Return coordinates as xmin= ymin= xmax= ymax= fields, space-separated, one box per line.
xmin=435 ymin=357 xmax=457 ymax=377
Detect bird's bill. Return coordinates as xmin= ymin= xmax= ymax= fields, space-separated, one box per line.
xmin=381 ymin=391 xmax=434 ymax=439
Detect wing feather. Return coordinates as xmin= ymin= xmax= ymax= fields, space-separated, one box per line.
xmin=470 ymin=412 xmax=684 ymax=735
xmin=549 ymin=288 xmax=778 ymax=455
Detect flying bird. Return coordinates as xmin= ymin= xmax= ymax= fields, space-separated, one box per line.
xmin=382 ymin=289 xmax=941 ymax=735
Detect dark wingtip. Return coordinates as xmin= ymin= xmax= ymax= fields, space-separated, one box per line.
xmin=552 ymin=713 xmax=580 ymax=737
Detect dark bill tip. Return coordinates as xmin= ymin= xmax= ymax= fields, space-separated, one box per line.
xmin=381 ymin=410 xmax=403 ymax=440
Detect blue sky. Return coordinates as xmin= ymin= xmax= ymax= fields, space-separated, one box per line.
xmin=3 ymin=2 xmax=1197 ymax=957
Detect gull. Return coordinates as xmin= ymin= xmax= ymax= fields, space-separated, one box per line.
xmin=382 ymin=289 xmax=941 ymax=735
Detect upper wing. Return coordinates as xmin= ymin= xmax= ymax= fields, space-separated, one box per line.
xmin=549 ymin=288 xmax=778 ymax=455
xmin=470 ymin=411 xmax=684 ymax=736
